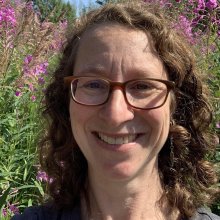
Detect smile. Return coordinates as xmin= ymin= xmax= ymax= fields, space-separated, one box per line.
xmin=97 ymin=132 xmax=138 ymax=145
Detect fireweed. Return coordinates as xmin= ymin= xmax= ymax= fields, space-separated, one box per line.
xmin=0 ymin=0 xmax=219 ymax=218
xmin=0 ymin=0 xmax=68 ymax=218
xmin=144 ymin=0 xmax=220 ymax=167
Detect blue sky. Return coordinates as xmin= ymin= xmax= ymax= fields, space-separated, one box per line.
xmin=62 ymin=0 xmax=97 ymax=16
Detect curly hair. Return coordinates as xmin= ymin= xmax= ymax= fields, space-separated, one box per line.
xmin=39 ymin=1 xmax=219 ymax=218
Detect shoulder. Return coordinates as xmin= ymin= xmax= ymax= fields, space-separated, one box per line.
xmin=11 ymin=205 xmax=81 ymax=220
xmin=190 ymin=208 xmax=220 ymax=220
xmin=10 ymin=206 xmax=59 ymax=220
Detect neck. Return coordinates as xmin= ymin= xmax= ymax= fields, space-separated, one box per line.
xmin=81 ymin=161 xmax=179 ymax=220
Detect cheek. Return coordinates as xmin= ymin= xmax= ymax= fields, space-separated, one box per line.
xmin=141 ymin=103 xmax=171 ymax=139
xmin=69 ymin=101 xmax=98 ymax=137
xmin=142 ymin=108 xmax=170 ymax=126
xmin=69 ymin=101 xmax=85 ymax=138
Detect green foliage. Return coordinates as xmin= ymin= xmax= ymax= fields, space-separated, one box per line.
xmin=0 ymin=187 xmax=11 ymax=210
xmin=0 ymin=0 xmax=66 ymax=218
xmin=32 ymin=0 xmax=76 ymax=23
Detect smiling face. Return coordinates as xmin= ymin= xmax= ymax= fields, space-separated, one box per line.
xmin=69 ymin=23 xmax=171 ymax=181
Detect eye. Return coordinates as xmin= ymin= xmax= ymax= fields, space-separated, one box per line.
xmin=85 ymin=81 xmax=102 ymax=89
xmin=129 ymin=82 xmax=154 ymax=91
xmin=80 ymin=79 xmax=108 ymax=90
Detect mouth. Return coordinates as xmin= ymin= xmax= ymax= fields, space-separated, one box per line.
xmin=93 ymin=132 xmax=141 ymax=145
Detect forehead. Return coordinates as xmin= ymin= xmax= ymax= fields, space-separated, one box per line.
xmin=74 ymin=22 xmax=166 ymax=79
xmin=79 ymin=22 xmax=156 ymax=53
xmin=84 ymin=22 xmax=144 ymax=38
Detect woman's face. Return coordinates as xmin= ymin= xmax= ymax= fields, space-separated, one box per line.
xmin=69 ymin=23 xmax=171 ymax=181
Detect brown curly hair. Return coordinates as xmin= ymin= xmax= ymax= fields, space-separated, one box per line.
xmin=39 ymin=1 xmax=219 ymax=218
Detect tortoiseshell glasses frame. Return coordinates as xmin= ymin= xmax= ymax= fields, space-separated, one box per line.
xmin=64 ymin=76 xmax=175 ymax=110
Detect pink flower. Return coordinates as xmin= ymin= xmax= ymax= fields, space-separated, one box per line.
xmin=206 ymin=0 xmax=218 ymax=10
xmin=216 ymin=122 xmax=220 ymax=129
xmin=174 ymin=15 xmax=194 ymax=44
xmin=9 ymin=204 xmax=19 ymax=214
xmin=192 ymin=15 xmax=205 ymax=27
xmin=2 ymin=208 xmax=7 ymax=216
xmin=14 ymin=0 xmax=22 ymax=4
xmin=36 ymin=170 xmax=53 ymax=183
xmin=24 ymin=55 xmax=33 ymax=64
xmin=38 ymin=77 xmax=45 ymax=85
xmin=31 ymin=95 xmax=36 ymax=101
xmin=36 ymin=171 xmax=48 ymax=182
xmin=209 ymin=44 xmax=216 ymax=52
xmin=29 ymin=83 xmax=34 ymax=91
xmin=15 ymin=91 xmax=21 ymax=96
xmin=0 ymin=5 xmax=17 ymax=28
xmin=33 ymin=62 xmax=48 ymax=75
xmin=198 ymin=0 xmax=205 ymax=9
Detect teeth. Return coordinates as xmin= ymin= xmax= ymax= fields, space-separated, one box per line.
xmin=116 ymin=137 xmax=123 ymax=144
xmin=98 ymin=133 xmax=137 ymax=145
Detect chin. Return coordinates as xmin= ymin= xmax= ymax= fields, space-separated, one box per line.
xmin=102 ymin=161 xmax=142 ymax=181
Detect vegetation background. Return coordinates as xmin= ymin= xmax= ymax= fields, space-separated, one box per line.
xmin=0 ymin=0 xmax=219 ymax=219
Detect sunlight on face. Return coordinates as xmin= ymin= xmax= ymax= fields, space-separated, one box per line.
xmin=69 ymin=23 xmax=171 ymax=181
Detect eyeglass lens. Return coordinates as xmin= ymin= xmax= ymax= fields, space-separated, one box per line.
xmin=71 ymin=77 xmax=168 ymax=109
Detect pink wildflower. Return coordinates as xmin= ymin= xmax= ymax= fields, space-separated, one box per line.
xmin=15 ymin=91 xmax=21 ymax=96
xmin=209 ymin=44 xmax=216 ymax=52
xmin=40 ymin=62 xmax=48 ymax=74
xmin=0 ymin=4 xmax=17 ymax=28
xmin=37 ymin=171 xmax=48 ymax=182
xmin=9 ymin=204 xmax=19 ymax=215
xmin=197 ymin=0 xmax=205 ymax=9
xmin=38 ymin=77 xmax=45 ymax=85
xmin=206 ymin=0 xmax=218 ymax=10
xmin=33 ymin=62 xmax=48 ymax=75
xmin=14 ymin=0 xmax=22 ymax=4
xmin=29 ymin=83 xmax=34 ymax=91
xmin=36 ymin=170 xmax=53 ymax=183
xmin=24 ymin=55 xmax=33 ymax=64
xmin=188 ymin=0 xmax=194 ymax=4
xmin=31 ymin=95 xmax=36 ymax=101
xmin=192 ymin=15 xmax=205 ymax=27
xmin=175 ymin=15 xmax=194 ymax=44
xmin=216 ymin=122 xmax=220 ymax=129
xmin=2 ymin=208 xmax=7 ymax=216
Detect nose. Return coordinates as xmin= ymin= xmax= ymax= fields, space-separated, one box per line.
xmin=98 ymin=87 xmax=134 ymax=127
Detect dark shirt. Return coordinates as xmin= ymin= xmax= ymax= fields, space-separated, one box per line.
xmin=11 ymin=205 xmax=81 ymax=220
xmin=11 ymin=206 xmax=220 ymax=220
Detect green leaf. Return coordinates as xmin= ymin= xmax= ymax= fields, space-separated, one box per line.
xmin=0 ymin=186 xmax=11 ymax=210
xmin=16 ymin=185 xmax=38 ymax=190
xmin=34 ymin=181 xmax=44 ymax=196
xmin=214 ymin=90 xmax=220 ymax=98
xmin=23 ymin=160 xmax=28 ymax=182
xmin=28 ymin=199 xmax=33 ymax=207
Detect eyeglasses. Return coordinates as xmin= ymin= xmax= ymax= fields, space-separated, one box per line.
xmin=64 ymin=76 xmax=175 ymax=110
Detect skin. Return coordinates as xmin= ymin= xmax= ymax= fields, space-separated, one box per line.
xmin=69 ymin=23 xmax=175 ymax=220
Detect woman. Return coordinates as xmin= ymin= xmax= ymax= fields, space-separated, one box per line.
xmin=12 ymin=1 xmax=220 ymax=220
